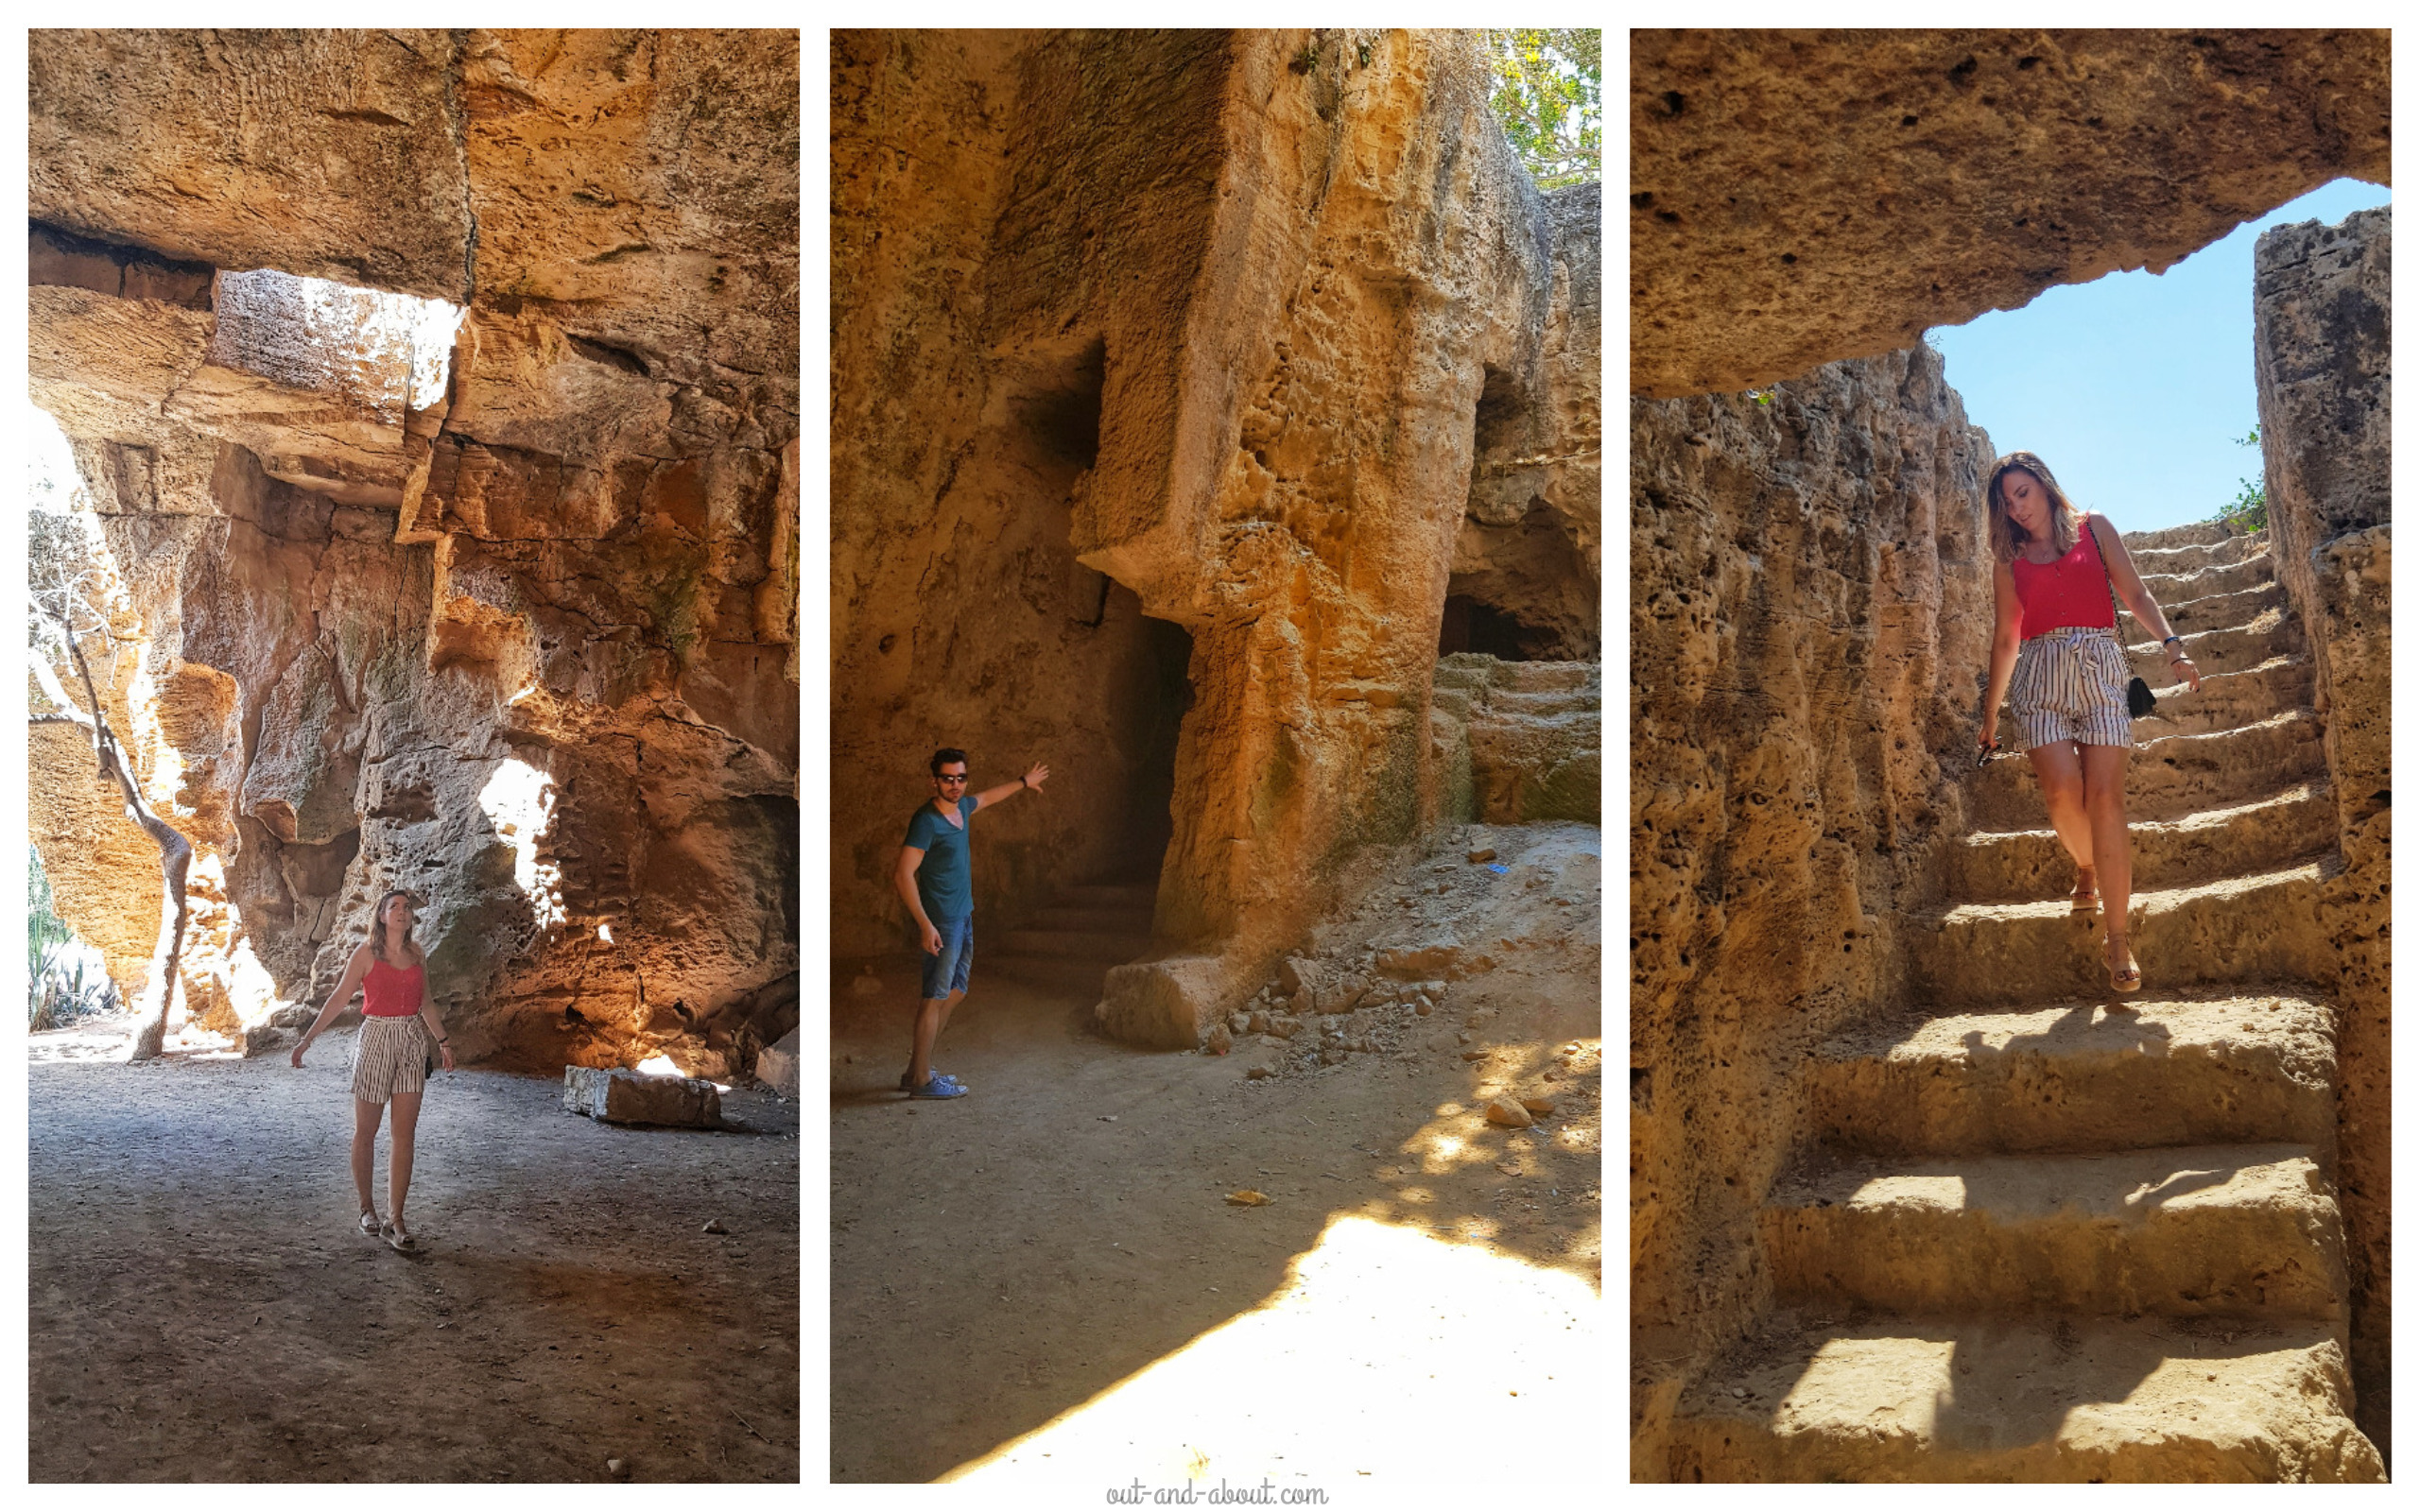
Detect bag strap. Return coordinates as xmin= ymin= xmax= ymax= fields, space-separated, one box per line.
xmin=2087 ymin=517 xmax=2135 ymax=660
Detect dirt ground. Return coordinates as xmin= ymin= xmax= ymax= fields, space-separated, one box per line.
xmin=830 ymin=822 xmax=1603 ymax=1486
xmin=28 ymin=1022 xmax=799 ymax=1483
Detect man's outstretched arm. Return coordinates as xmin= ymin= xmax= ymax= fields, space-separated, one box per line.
xmin=973 ymin=762 xmax=1050 ymax=811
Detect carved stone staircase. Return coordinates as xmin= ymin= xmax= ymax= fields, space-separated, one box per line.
xmin=1664 ymin=522 xmax=2385 ymax=1482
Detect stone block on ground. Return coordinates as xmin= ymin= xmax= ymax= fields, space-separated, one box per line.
xmin=754 ymin=1025 xmax=800 ymax=1098
xmin=562 ymin=1064 xmax=723 ymax=1127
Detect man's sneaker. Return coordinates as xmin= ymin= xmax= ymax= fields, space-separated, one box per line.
xmin=908 ymin=1074 xmax=967 ymax=1100
xmin=901 ymin=1069 xmax=967 ymax=1091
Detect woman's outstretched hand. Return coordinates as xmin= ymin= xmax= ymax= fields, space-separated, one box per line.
xmin=2170 ymin=654 xmax=2203 ymax=694
xmin=289 ymin=1037 xmax=308 ymax=1070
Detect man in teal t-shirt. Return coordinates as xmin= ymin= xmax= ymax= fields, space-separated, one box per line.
xmin=893 ymin=747 xmax=1049 ymax=1099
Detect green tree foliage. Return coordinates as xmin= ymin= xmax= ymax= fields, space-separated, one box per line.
xmin=1481 ymin=29 xmax=1600 ymax=190
xmin=2215 ymin=426 xmax=2268 ymax=533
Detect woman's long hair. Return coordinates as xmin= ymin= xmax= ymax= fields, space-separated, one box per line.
xmin=366 ymin=890 xmax=423 ymax=969
xmin=1985 ymin=451 xmax=2088 ymax=564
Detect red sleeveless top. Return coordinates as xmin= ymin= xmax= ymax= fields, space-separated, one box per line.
xmin=2010 ymin=520 xmax=2116 ymax=639
xmin=362 ymin=956 xmax=424 ymax=1018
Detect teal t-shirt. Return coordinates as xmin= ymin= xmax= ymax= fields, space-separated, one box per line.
xmin=903 ymin=795 xmax=977 ymax=922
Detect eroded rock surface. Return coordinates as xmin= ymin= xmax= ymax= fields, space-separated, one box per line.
xmin=1628 ymin=344 xmax=1996 ymax=1463
xmin=2253 ymin=204 xmax=2391 ymax=1452
xmin=1631 ymin=29 xmax=2391 ymax=396
xmin=27 ymin=29 xmax=799 ymax=1074
xmin=831 ymin=29 xmax=1599 ymax=1040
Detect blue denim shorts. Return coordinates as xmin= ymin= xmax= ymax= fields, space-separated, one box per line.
xmin=920 ymin=915 xmax=974 ymax=1000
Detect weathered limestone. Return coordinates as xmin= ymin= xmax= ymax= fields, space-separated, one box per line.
xmin=562 ymin=1064 xmax=722 ymax=1127
xmin=1631 ymin=29 xmax=2391 ymax=396
xmin=1766 ymin=1143 xmax=2348 ymax=1321
xmin=1629 ymin=344 xmax=1997 ymax=1455
xmin=1809 ymin=993 xmax=2342 ymax=1159
xmin=1429 ymin=656 xmax=1601 ymax=826
xmin=831 ymin=30 xmax=1599 ymax=1041
xmin=1668 ymin=1316 xmax=2382 ymax=1483
xmin=1654 ymin=516 xmax=2384 ymax=1479
xmin=27 ymin=30 xmax=799 ymax=1074
xmin=2253 ymin=204 xmax=2391 ymax=1453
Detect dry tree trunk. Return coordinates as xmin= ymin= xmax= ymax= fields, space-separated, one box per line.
xmin=29 ymin=626 xmax=192 ymax=1061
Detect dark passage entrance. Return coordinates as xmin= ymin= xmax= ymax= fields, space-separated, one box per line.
xmin=1439 ymin=593 xmax=1551 ymax=660
xmin=986 ymin=594 xmax=1190 ymax=1000
xmin=1108 ymin=611 xmax=1191 ymax=884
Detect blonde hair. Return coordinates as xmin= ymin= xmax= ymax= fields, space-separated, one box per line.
xmin=1985 ymin=451 xmax=2089 ymax=565
xmin=366 ymin=890 xmax=423 ymax=969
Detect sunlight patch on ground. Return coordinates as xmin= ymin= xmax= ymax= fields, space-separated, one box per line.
xmin=943 ymin=1213 xmax=1600 ymax=1487
xmin=477 ymin=758 xmax=566 ymax=929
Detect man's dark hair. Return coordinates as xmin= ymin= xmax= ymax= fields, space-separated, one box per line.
xmin=929 ymin=747 xmax=969 ymax=777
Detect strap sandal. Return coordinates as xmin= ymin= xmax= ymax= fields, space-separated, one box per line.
xmin=2105 ymin=938 xmax=2142 ymax=994
xmin=382 ymin=1219 xmax=417 ymax=1253
xmin=359 ymin=1211 xmax=381 ymax=1239
xmin=2069 ymin=869 xmax=2099 ymax=914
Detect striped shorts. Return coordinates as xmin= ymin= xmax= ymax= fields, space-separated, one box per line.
xmin=350 ymin=1015 xmax=429 ymax=1104
xmin=2011 ymin=627 xmax=2135 ymax=751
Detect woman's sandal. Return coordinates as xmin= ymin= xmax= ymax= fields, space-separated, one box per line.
xmin=2106 ymin=937 xmax=2142 ymax=993
xmin=382 ymin=1219 xmax=417 ymax=1253
xmin=2069 ymin=869 xmax=2100 ymax=914
xmin=358 ymin=1211 xmax=381 ymax=1239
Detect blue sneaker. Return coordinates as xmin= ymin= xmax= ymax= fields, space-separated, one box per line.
xmin=908 ymin=1074 xmax=967 ymax=1099
xmin=901 ymin=1069 xmax=967 ymax=1091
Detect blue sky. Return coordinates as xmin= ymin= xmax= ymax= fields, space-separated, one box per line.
xmin=1928 ymin=178 xmax=2392 ymax=537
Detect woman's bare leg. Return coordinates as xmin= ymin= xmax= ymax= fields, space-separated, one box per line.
xmin=2083 ymin=744 xmax=2135 ymax=971
xmin=352 ymin=1097 xmax=382 ymax=1217
xmin=388 ymin=1088 xmax=424 ymax=1228
xmin=2028 ymin=741 xmax=2098 ymax=876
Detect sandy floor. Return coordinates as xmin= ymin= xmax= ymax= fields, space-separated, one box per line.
xmin=830 ymin=823 xmax=1603 ymax=1486
xmin=28 ymin=1021 xmax=799 ymax=1483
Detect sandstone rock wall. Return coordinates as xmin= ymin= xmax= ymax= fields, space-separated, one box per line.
xmin=28 ymin=29 xmax=799 ymax=1073
xmin=831 ymin=29 xmax=1599 ymax=1042
xmin=2253 ymin=204 xmax=2391 ymax=1450
xmin=1631 ymin=29 xmax=2391 ymax=396
xmin=1628 ymin=345 xmax=1996 ymax=1460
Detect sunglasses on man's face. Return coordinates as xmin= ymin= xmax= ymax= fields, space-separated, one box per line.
xmin=937 ymin=773 xmax=969 ymax=784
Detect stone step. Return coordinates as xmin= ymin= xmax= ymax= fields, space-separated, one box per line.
xmin=2126 ymin=531 xmax=2269 ymax=574
xmin=1763 ymin=1143 xmax=2346 ymax=1320
xmin=2137 ymin=552 xmax=2274 ymax=602
xmin=1025 ymin=904 xmax=1156 ymax=936
xmin=2121 ymin=610 xmax=2297 ymax=678
xmin=2132 ymin=655 xmax=2312 ymax=739
xmin=1970 ymin=709 xmax=2326 ymax=830
xmin=1491 ymin=659 xmax=1598 ymax=693
xmin=1807 ymin=991 xmax=2340 ymax=1158
xmin=2124 ymin=578 xmax=2285 ymax=637
xmin=1946 ymin=782 xmax=2334 ymax=903
xmin=2125 ymin=519 xmax=2250 ymax=552
xmin=1483 ymin=686 xmax=1601 ymax=719
xmin=984 ymin=954 xmax=1118 ymax=995
xmin=1055 ymin=883 xmax=1158 ymax=911
xmin=1909 ymin=860 xmax=2329 ymax=1007
xmin=995 ymin=928 xmax=1150 ymax=962
xmin=1665 ymin=1314 xmax=2383 ymax=1482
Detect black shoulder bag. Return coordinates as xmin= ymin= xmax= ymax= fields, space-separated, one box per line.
xmin=2094 ymin=522 xmax=2159 ymax=718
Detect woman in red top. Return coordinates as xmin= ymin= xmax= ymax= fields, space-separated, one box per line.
xmin=1977 ymin=453 xmax=2202 ymax=992
xmin=290 ymin=890 xmax=457 ymax=1250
